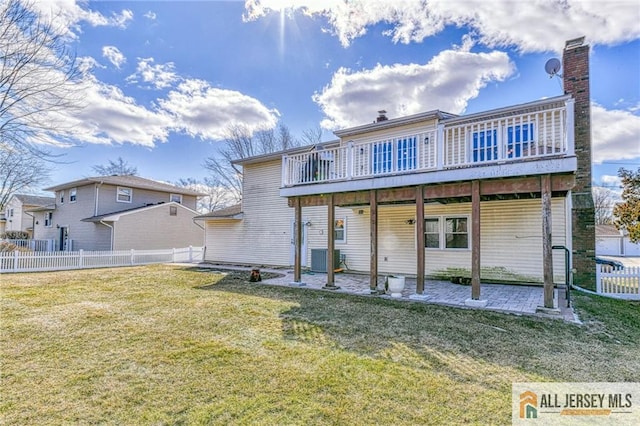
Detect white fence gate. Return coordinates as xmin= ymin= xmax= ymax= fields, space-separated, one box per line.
xmin=596 ymin=265 xmax=640 ymax=300
xmin=0 ymin=246 xmax=203 ymax=273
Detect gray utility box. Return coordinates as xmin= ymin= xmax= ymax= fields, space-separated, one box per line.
xmin=310 ymin=249 xmax=341 ymax=273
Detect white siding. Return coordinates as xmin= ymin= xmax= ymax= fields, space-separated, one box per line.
xmin=204 ymin=160 xmax=294 ymax=266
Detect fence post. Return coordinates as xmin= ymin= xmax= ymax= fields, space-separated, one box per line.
xmin=79 ymin=249 xmax=84 ymax=268
xmin=130 ymin=249 xmax=135 ymax=266
xmin=13 ymin=250 xmax=18 ymax=272
xmin=596 ymin=264 xmax=601 ymax=293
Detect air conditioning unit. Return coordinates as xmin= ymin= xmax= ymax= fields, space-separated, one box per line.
xmin=310 ymin=249 xmax=341 ymax=272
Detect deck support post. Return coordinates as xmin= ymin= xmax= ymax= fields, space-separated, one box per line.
xmin=293 ymin=197 xmax=303 ymax=284
xmin=465 ymin=180 xmax=487 ymax=307
xmin=415 ymin=186 xmax=425 ymax=294
xmin=542 ymin=174 xmax=555 ymax=308
xmin=323 ymin=194 xmax=339 ymax=290
xmin=370 ymin=190 xmax=378 ymax=293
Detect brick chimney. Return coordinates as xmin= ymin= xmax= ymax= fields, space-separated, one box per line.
xmin=563 ymin=36 xmax=596 ymax=290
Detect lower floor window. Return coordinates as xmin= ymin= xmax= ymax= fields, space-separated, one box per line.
xmin=425 ymin=216 xmax=469 ymax=249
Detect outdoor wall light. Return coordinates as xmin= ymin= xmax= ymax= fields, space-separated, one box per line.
xmin=304 ymin=221 xmax=312 ymax=226
xmin=424 ymin=136 xmax=430 ymax=145
xmin=405 ymin=219 xmax=416 ymax=225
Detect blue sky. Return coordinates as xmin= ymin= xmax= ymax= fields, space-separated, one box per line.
xmin=26 ymin=0 xmax=640 ymax=191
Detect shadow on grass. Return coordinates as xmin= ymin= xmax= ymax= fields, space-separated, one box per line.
xmin=194 ymin=269 xmax=640 ymax=383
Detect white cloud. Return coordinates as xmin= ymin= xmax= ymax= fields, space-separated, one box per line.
xmin=102 ymin=46 xmax=126 ymax=69
xmin=126 ymin=58 xmax=179 ymax=90
xmin=592 ymin=103 xmax=640 ymax=164
xmin=313 ymin=47 xmax=514 ymax=129
xmin=25 ymin=1 xmax=134 ymax=38
xmin=158 ymin=79 xmax=280 ymax=140
xmin=144 ymin=11 xmax=157 ymax=20
xmin=245 ymin=0 xmax=640 ymax=51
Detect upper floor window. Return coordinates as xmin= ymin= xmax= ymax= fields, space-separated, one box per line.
xmin=424 ymin=216 xmax=469 ymax=250
xmin=44 ymin=212 xmax=53 ymax=227
xmin=170 ymin=194 xmax=182 ymax=204
xmin=8 ymin=208 xmax=14 ymax=217
xmin=372 ymin=141 xmax=392 ymax=174
xmin=506 ymin=123 xmax=535 ymax=158
xmin=396 ymin=136 xmax=417 ymax=171
xmin=69 ymin=188 xmax=77 ymax=203
xmin=117 ymin=187 xmax=132 ymax=203
xmin=59 ymin=190 xmax=64 ymax=204
xmin=169 ymin=206 xmax=178 ymax=216
xmin=335 ymin=218 xmax=347 ymax=243
xmin=472 ymin=129 xmax=497 ymax=162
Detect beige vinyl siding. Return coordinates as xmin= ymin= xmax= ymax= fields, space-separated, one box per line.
xmin=112 ymin=204 xmax=202 ymax=250
xmin=204 ymin=160 xmax=294 ymax=266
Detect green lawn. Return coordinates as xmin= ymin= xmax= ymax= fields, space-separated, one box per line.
xmin=1 ymin=265 xmax=639 ymax=425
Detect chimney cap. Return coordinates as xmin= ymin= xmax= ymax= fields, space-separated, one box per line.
xmin=376 ymin=110 xmax=388 ymax=122
xmin=565 ymin=36 xmax=585 ymax=50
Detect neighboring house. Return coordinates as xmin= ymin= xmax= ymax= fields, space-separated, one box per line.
xmin=596 ymin=224 xmax=640 ymax=257
xmin=198 ymin=37 xmax=597 ymax=306
xmin=1 ymin=194 xmax=55 ymax=237
xmin=31 ymin=175 xmax=204 ymax=251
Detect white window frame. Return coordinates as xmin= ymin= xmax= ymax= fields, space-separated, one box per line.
xmin=170 ymin=193 xmax=183 ymax=204
xmin=424 ymin=217 xmax=440 ymax=249
xmin=59 ymin=190 xmax=64 ymax=204
xmin=69 ymin=188 xmax=77 ymax=203
xmin=424 ymin=215 xmax=470 ymax=251
xmin=334 ymin=217 xmax=347 ymax=244
xmin=8 ymin=208 xmax=14 ymax=217
xmin=116 ymin=187 xmax=132 ymax=203
xmin=44 ymin=212 xmax=53 ymax=227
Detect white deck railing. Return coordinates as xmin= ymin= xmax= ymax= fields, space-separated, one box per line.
xmin=596 ymin=265 xmax=640 ymax=300
xmin=0 ymin=246 xmax=204 ymax=273
xmin=282 ymin=100 xmax=572 ymax=187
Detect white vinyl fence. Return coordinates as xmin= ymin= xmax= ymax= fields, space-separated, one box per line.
xmin=0 ymin=246 xmax=203 ymax=273
xmin=596 ymin=265 xmax=640 ymax=300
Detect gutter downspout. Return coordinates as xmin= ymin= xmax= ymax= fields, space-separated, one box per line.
xmin=95 ymin=181 xmax=104 ymax=216
xmin=100 ymin=220 xmax=114 ymax=251
xmin=24 ymin=211 xmax=35 ymax=238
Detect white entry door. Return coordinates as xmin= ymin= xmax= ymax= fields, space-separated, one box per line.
xmin=290 ymin=219 xmax=308 ymax=266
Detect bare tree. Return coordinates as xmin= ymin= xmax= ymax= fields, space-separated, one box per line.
xmin=92 ymin=157 xmax=138 ymax=176
xmin=592 ymin=186 xmax=615 ymax=225
xmin=174 ymin=177 xmax=232 ymax=213
xmin=203 ymin=123 xmax=300 ymax=203
xmin=0 ymin=143 xmax=51 ymax=212
xmin=0 ymin=0 xmax=84 ymax=154
xmin=299 ymin=126 xmax=324 ymax=146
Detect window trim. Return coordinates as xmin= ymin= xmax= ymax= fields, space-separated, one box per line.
xmin=334 ymin=217 xmax=347 ymax=244
xmin=116 ymin=186 xmax=132 ymax=203
xmin=424 ymin=215 xmax=470 ymax=251
xmin=69 ymin=188 xmax=77 ymax=203
xmin=170 ymin=193 xmax=183 ymax=204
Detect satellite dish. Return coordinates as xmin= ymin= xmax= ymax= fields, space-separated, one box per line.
xmin=545 ymin=58 xmax=562 ymax=77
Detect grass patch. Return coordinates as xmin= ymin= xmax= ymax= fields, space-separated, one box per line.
xmin=1 ymin=265 xmax=639 ymax=424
